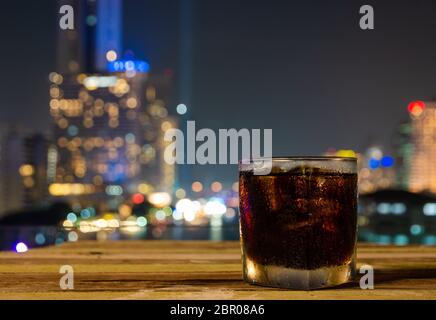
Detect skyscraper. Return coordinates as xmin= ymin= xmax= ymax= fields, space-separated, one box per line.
xmin=50 ymin=0 xmax=176 ymax=209
xmin=408 ymin=101 xmax=436 ymax=193
xmin=0 ymin=128 xmax=49 ymax=215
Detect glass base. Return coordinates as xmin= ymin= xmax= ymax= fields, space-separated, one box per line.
xmin=243 ymin=258 xmax=355 ymax=290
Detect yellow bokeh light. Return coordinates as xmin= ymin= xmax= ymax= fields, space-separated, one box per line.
xmin=175 ymin=188 xmax=186 ymax=199
xmin=138 ymin=183 xmax=153 ymax=195
xmin=161 ymin=121 xmax=172 ymax=131
xmin=126 ymin=97 xmax=138 ymax=108
xmin=19 ymin=164 xmax=34 ymax=177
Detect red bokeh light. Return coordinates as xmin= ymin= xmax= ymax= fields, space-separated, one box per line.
xmin=132 ymin=193 xmax=145 ymax=205
xmin=408 ymin=100 xmax=425 ymax=115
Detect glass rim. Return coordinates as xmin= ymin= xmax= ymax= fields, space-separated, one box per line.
xmin=239 ymin=156 xmax=357 ymax=164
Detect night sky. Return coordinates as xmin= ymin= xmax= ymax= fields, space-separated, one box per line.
xmin=2 ymin=0 xmax=436 ymax=184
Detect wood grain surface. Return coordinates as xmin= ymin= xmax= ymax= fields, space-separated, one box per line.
xmin=0 ymin=241 xmax=435 ymax=300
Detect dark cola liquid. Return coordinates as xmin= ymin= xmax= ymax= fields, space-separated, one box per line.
xmin=239 ymin=166 xmax=357 ymax=270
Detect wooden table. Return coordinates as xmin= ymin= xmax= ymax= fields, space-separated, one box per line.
xmin=0 ymin=241 xmax=435 ymax=299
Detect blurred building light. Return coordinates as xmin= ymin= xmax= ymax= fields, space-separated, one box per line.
xmin=107 ymin=60 xmax=150 ymax=73
xmin=423 ymin=203 xmax=436 ymax=216
xmin=192 ymin=181 xmax=203 ymax=192
xmin=49 ymin=183 xmax=95 ymax=196
xmin=105 ymin=185 xmax=123 ymax=196
xmin=408 ymin=100 xmax=425 ymax=117
xmin=138 ymin=183 xmax=153 ymax=195
xmin=83 ymin=76 xmax=118 ymax=90
xmin=380 ymin=156 xmax=394 ymax=168
xmin=211 ymin=181 xmax=223 ymax=193
xmin=176 ymin=104 xmax=187 ymax=115
xmin=336 ymin=149 xmax=356 ymax=158
xmin=106 ymin=50 xmax=118 ymax=62
xmin=19 ymin=164 xmax=34 ymax=177
xmin=175 ymin=188 xmax=186 ymax=199
xmin=368 ymin=158 xmax=380 ymax=170
xmin=49 ymin=72 xmax=63 ymax=84
xmin=161 ymin=121 xmax=172 ymax=131
xmin=391 ymin=203 xmax=406 ymax=215
xmin=367 ymin=147 xmax=383 ymax=160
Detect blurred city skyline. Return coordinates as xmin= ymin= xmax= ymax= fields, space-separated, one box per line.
xmin=0 ymin=0 xmax=435 ymax=250
xmin=2 ymin=0 xmax=436 ymax=184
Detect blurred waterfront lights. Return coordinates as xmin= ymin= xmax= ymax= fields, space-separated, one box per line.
xmin=63 ymin=220 xmax=74 ymax=228
xmin=80 ymin=208 xmax=92 ymax=219
xmin=424 ymin=236 xmax=436 ymax=245
xmin=172 ymin=209 xmax=183 ymax=221
xmin=224 ymin=208 xmax=236 ymax=219
xmin=148 ymin=192 xmax=171 ymax=207
xmin=67 ymin=212 xmax=78 ymax=223
xmin=423 ymin=203 xmax=436 ymax=216
xmin=15 ymin=242 xmax=28 ymax=253
xmin=132 ymin=193 xmax=145 ymax=204
xmin=68 ymin=231 xmax=79 ymax=242
xmin=204 ymin=198 xmax=227 ymax=216
xmin=394 ymin=234 xmax=409 ymax=246
xmin=118 ymin=204 xmax=132 ymax=218
xmin=155 ymin=210 xmax=166 ymax=221
xmin=410 ymin=224 xmax=424 ymax=236
xmin=232 ymin=182 xmax=239 ymax=193
xmin=136 ymin=216 xmax=147 ymax=227
xmin=35 ymin=233 xmax=46 ymax=245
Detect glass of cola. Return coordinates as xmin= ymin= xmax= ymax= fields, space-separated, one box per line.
xmin=239 ymin=157 xmax=358 ymax=289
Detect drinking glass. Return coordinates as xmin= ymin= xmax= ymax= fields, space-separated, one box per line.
xmin=239 ymin=157 xmax=358 ymax=289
